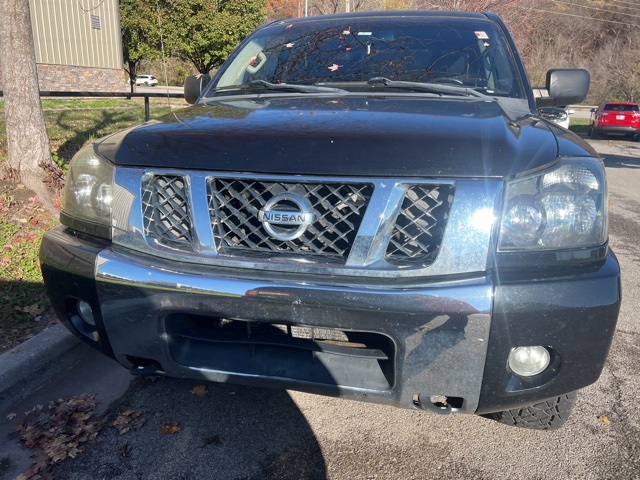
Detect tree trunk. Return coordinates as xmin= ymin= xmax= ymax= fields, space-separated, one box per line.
xmin=0 ymin=0 xmax=56 ymax=212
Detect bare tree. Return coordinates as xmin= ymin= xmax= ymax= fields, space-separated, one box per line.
xmin=0 ymin=0 xmax=56 ymax=212
xmin=312 ymin=0 xmax=376 ymax=15
xmin=597 ymin=37 xmax=640 ymax=102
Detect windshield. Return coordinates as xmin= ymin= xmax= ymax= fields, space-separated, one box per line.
xmin=208 ymin=16 xmax=523 ymax=98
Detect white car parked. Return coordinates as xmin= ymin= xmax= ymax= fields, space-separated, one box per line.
xmin=135 ymin=75 xmax=158 ymax=87
xmin=539 ymin=107 xmax=573 ymax=129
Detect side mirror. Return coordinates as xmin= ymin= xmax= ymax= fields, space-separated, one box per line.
xmin=536 ymin=69 xmax=590 ymax=108
xmin=184 ymin=74 xmax=211 ymax=104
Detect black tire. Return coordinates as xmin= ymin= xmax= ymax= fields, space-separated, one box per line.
xmin=486 ymin=391 xmax=577 ymax=430
xmin=589 ymin=127 xmax=600 ymax=139
xmin=144 ymin=81 xmax=150 ymax=86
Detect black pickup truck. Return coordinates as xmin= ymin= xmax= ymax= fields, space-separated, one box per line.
xmin=41 ymin=11 xmax=621 ymax=429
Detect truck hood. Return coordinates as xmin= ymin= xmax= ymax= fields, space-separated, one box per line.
xmin=96 ymin=95 xmax=591 ymax=178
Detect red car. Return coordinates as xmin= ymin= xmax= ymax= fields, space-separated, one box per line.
xmin=590 ymin=101 xmax=640 ymax=139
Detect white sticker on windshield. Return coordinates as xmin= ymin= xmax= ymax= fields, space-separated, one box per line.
xmin=475 ymin=31 xmax=489 ymax=40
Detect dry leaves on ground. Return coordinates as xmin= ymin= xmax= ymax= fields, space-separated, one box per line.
xmin=160 ymin=422 xmax=181 ymax=434
xmin=111 ymin=409 xmax=146 ymax=435
xmin=13 ymin=393 xmax=102 ymax=480
xmin=190 ymin=385 xmax=208 ymax=397
xmin=598 ymin=415 xmax=612 ymax=425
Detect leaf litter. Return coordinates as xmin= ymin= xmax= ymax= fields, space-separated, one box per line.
xmin=160 ymin=422 xmax=181 ymax=434
xmin=13 ymin=393 xmax=102 ymax=479
xmin=111 ymin=408 xmax=146 ymax=435
xmin=12 ymin=395 xmax=150 ymax=479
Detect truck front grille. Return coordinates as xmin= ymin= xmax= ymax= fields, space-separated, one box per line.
xmin=208 ymin=179 xmax=373 ymax=264
xmin=386 ymin=185 xmax=454 ymax=266
xmin=139 ymin=173 xmax=455 ymax=270
xmin=142 ymin=175 xmax=193 ymax=250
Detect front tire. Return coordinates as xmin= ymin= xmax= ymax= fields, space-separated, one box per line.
xmin=486 ymin=391 xmax=577 ymax=430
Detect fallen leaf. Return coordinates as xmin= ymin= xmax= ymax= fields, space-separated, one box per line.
xmin=112 ymin=409 xmax=139 ymax=426
xmin=598 ymin=415 xmax=611 ymax=425
xmin=285 ymin=42 xmax=295 ymax=48
xmin=7 ymin=412 xmax=17 ymax=420
xmin=160 ymin=422 xmax=181 ymax=434
xmin=328 ymin=64 xmax=342 ymax=72
xmin=112 ymin=409 xmax=145 ymax=434
xmin=21 ymin=304 xmax=44 ymax=316
xmin=190 ymin=385 xmax=208 ymax=397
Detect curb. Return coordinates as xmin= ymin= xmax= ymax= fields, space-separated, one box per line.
xmin=0 ymin=323 xmax=87 ymax=414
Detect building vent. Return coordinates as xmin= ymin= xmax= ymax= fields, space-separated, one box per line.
xmin=91 ymin=15 xmax=101 ymax=30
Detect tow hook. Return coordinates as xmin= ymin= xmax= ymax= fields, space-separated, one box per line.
xmin=129 ymin=362 xmax=162 ymax=377
xmin=415 ymin=394 xmax=460 ymax=415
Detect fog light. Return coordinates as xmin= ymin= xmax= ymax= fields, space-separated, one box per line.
xmin=508 ymin=346 xmax=550 ymax=377
xmin=77 ymin=300 xmax=96 ymax=326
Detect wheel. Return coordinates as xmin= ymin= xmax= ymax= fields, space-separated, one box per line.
xmin=485 ymin=391 xmax=577 ymax=430
xmin=144 ymin=81 xmax=150 ymax=86
xmin=589 ymin=127 xmax=600 ymax=139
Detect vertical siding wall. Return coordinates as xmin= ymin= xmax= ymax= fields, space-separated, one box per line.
xmin=30 ymin=0 xmax=124 ymax=91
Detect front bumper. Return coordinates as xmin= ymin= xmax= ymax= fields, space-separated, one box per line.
xmin=40 ymin=226 xmax=621 ymax=415
xmin=596 ymin=125 xmax=640 ymax=136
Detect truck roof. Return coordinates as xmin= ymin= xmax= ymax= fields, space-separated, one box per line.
xmin=267 ymin=10 xmax=490 ymax=26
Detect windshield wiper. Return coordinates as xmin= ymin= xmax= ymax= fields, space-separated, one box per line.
xmin=215 ymin=80 xmax=347 ymax=95
xmin=366 ymin=77 xmax=493 ymax=100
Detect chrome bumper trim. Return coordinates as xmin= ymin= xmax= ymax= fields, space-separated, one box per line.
xmin=95 ymin=246 xmax=493 ymax=412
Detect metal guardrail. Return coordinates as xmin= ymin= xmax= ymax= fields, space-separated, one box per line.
xmin=0 ymin=91 xmax=185 ymax=121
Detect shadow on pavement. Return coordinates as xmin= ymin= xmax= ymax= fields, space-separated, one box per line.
xmin=599 ymin=153 xmax=640 ymax=169
xmin=48 ymin=376 xmax=327 ymax=480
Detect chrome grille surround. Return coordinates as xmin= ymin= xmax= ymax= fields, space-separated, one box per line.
xmin=208 ymin=179 xmax=374 ymax=264
xmin=112 ymin=169 xmax=501 ymax=278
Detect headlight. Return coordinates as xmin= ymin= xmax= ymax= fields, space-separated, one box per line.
xmin=62 ymin=145 xmax=114 ymax=238
xmin=499 ymin=159 xmax=607 ymax=252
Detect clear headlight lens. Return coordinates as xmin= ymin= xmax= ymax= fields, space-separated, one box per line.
xmin=63 ymin=145 xmax=114 ymax=234
xmin=499 ymin=159 xmax=607 ymax=251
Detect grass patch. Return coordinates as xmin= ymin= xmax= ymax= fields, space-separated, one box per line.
xmin=569 ymin=118 xmax=591 ymax=136
xmin=0 ymin=97 xmax=177 ymax=351
xmin=1 ymin=97 xmax=176 ymax=167
xmin=0 ymin=186 xmax=58 ymax=352
xmin=41 ymin=98 xmax=137 ymax=109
